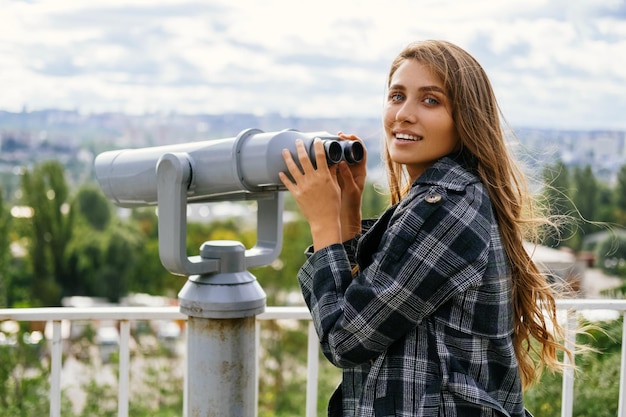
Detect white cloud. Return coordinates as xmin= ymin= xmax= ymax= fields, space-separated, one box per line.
xmin=0 ymin=0 xmax=624 ymax=129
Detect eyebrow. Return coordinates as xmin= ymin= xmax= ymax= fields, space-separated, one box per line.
xmin=388 ymin=84 xmax=446 ymax=95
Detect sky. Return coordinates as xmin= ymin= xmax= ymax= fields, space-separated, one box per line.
xmin=1 ymin=0 xmax=625 ymax=130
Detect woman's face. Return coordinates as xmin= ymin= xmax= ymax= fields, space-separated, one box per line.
xmin=383 ymin=59 xmax=459 ymax=181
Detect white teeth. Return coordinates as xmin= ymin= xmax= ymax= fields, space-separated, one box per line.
xmin=396 ymin=133 xmax=422 ymax=141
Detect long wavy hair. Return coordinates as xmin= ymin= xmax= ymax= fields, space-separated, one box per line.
xmin=383 ymin=40 xmax=571 ymax=389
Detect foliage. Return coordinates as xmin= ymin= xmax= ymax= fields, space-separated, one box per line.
xmin=73 ymin=185 xmax=111 ymax=231
xmin=616 ymin=165 xmax=626 ymax=222
xmin=78 ymin=378 xmax=118 ymax=417
xmin=257 ymin=320 xmax=341 ymax=417
xmin=10 ymin=158 xmax=624 ymax=304
xmin=540 ymin=160 xmax=626 ymax=279
xmin=128 ymin=361 xmax=183 ymax=416
xmin=597 ymin=233 xmax=626 ymax=278
xmin=65 ymin=186 xmax=143 ymax=302
xmin=0 ymin=323 xmax=185 ymax=417
xmin=317 ymin=354 xmax=342 ymax=416
xmin=1 ymin=316 xmax=624 ymax=417
xmin=2 ymin=154 xmax=626 ymax=415
xmin=572 ymin=165 xmax=598 ymax=229
xmin=19 ymin=160 xmax=73 ymax=305
xmin=125 ymin=209 xmax=176 ymax=296
xmin=0 ymin=325 xmax=73 ymax=417
xmin=524 ymin=318 xmax=623 ymax=417
xmin=0 ymin=189 xmax=12 ymax=307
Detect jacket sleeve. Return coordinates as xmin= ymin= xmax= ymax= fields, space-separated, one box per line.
xmin=297 ymin=185 xmax=494 ymax=368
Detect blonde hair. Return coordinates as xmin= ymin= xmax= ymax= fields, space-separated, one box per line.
xmin=384 ymin=40 xmax=571 ymax=389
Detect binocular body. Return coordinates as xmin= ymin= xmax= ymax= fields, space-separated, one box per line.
xmin=95 ymin=128 xmax=364 ymax=208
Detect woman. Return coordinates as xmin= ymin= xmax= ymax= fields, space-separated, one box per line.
xmin=279 ymin=40 xmax=569 ymax=417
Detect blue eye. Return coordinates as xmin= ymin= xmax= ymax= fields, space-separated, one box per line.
xmin=389 ymin=93 xmax=404 ymax=102
xmin=424 ymin=97 xmax=439 ymax=105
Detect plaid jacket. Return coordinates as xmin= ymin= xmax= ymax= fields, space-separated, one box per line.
xmin=298 ymin=155 xmax=531 ymax=417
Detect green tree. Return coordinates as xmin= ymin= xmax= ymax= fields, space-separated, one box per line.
xmin=78 ymin=379 xmax=117 ymax=417
xmin=99 ymin=226 xmax=143 ymax=301
xmin=63 ymin=184 xmax=112 ymax=298
xmin=66 ymin=222 xmax=143 ymax=302
xmin=572 ymin=165 xmax=598 ymax=229
xmin=65 ymin=215 xmax=143 ymax=302
xmin=0 ymin=188 xmax=12 ymax=307
xmin=0 ymin=325 xmax=73 ymax=416
xmin=73 ymin=185 xmax=111 ymax=231
xmin=258 ymin=320 xmax=310 ymax=416
xmin=128 ymin=362 xmax=183 ymax=416
xmin=615 ymin=164 xmax=626 ymax=226
xmin=596 ymin=232 xmax=626 ymax=282
xmin=570 ymin=165 xmax=601 ymax=250
xmin=595 ymin=182 xmax=617 ymax=225
xmin=524 ymin=318 xmax=623 ymax=417
xmin=19 ymin=161 xmax=74 ymax=306
xmin=60 ymin=184 xmax=144 ymax=302
xmin=125 ymin=209 xmax=172 ymax=295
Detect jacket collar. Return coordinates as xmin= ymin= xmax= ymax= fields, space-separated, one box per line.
xmin=413 ymin=153 xmax=481 ymax=192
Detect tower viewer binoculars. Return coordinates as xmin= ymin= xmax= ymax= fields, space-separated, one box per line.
xmin=94 ymin=128 xmax=365 ymax=276
xmin=95 ymin=128 xmax=365 ymax=207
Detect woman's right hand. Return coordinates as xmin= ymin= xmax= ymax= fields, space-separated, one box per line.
xmin=279 ymin=138 xmax=343 ymax=251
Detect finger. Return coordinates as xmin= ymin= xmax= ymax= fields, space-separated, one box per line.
xmin=278 ymin=171 xmax=296 ymax=191
xmin=281 ymin=148 xmax=304 ymax=179
xmin=311 ymin=138 xmax=330 ymax=172
xmin=295 ymin=139 xmax=317 ymax=173
xmin=336 ymin=161 xmax=355 ymax=188
xmin=328 ymin=159 xmax=339 ymax=182
xmin=338 ymin=132 xmax=357 ymax=141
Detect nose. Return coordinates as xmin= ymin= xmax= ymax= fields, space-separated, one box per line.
xmin=394 ymin=102 xmax=417 ymax=123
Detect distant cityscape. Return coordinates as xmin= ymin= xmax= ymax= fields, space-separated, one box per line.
xmin=0 ymin=109 xmax=624 ymax=199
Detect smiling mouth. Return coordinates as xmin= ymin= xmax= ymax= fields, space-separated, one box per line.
xmin=395 ymin=133 xmax=423 ymax=142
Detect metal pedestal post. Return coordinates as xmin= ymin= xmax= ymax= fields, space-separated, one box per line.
xmin=178 ymin=241 xmax=266 ymax=417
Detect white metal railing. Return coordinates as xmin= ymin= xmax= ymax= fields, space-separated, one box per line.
xmin=1 ymin=300 xmax=626 ymax=417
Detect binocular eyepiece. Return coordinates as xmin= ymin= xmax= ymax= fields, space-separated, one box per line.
xmin=313 ymin=136 xmax=365 ymax=165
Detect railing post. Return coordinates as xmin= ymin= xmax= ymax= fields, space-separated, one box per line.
xmin=49 ymin=320 xmax=63 ymax=417
xmin=118 ymin=320 xmax=131 ymax=417
xmin=561 ymin=310 xmax=576 ymax=417
xmin=306 ymin=321 xmax=319 ymax=417
xmin=178 ymin=241 xmax=266 ymax=417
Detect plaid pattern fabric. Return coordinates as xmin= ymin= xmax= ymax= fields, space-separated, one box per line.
xmin=298 ymin=156 xmax=531 ymax=417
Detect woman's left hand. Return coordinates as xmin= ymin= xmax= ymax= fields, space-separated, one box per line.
xmin=336 ymin=132 xmax=367 ymax=241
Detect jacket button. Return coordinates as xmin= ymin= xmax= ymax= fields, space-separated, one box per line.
xmin=425 ymin=193 xmax=442 ymax=203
